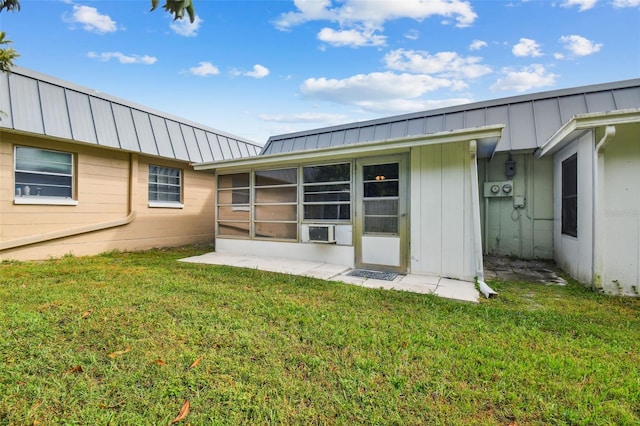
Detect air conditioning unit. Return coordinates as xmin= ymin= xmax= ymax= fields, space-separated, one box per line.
xmin=308 ymin=224 xmax=336 ymax=243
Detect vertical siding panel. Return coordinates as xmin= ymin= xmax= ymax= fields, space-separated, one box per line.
xmin=206 ymin=132 xmax=225 ymax=161
xmin=420 ymin=144 xmax=443 ymax=275
xmin=612 ymin=87 xmax=640 ymax=109
xmin=112 ymin=104 xmax=141 ymax=152
xmin=39 ymin=82 xmax=72 ymax=139
xmin=9 ymin=74 xmax=44 ymax=134
xmin=0 ymin=71 xmax=12 ymax=128
xmin=132 ymin=110 xmax=159 ymax=155
xmin=181 ymin=124 xmax=203 ymax=163
xmin=407 ymin=118 xmax=425 ymax=136
xmin=509 ymin=102 xmax=537 ymax=150
xmin=66 ymin=90 xmax=98 ymax=144
xmin=166 ymin=120 xmax=189 ymax=161
xmin=150 ymin=115 xmax=174 ymax=159
xmin=90 ymin=97 xmax=120 ymax=148
xmin=441 ymin=142 xmax=464 ymax=278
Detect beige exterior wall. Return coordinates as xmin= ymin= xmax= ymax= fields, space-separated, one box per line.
xmin=0 ymin=132 xmax=215 ymax=261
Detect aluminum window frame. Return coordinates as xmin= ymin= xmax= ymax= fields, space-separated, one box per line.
xmin=13 ymin=145 xmax=78 ymax=206
xmin=148 ymin=164 xmax=184 ymax=208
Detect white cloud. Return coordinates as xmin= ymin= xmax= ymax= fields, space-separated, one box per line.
xmin=318 ymin=27 xmax=386 ymax=47
xmin=469 ymin=39 xmax=487 ymax=51
xmin=170 ymin=15 xmax=203 ymax=37
xmin=300 ymin=71 xmax=468 ymax=114
xmin=274 ymin=0 xmax=478 ymax=46
xmin=559 ymin=35 xmax=602 ymax=56
xmin=87 ymin=52 xmax=157 ymax=64
xmin=383 ymin=49 xmax=491 ymax=79
xmin=245 ymin=64 xmax=270 ymax=79
xmin=67 ymin=5 xmax=117 ymax=34
xmin=613 ymin=0 xmax=640 ymax=6
xmin=405 ymin=29 xmax=420 ymax=40
xmin=512 ymin=38 xmax=542 ymax=57
xmin=491 ymin=64 xmax=557 ymax=92
xmin=188 ymin=62 xmax=220 ymax=76
xmin=562 ymin=0 xmax=598 ymax=11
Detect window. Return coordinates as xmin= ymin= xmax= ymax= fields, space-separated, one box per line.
xmin=217 ymin=173 xmax=250 ymax=238
xmin=561 ymin=154 xmax=577 ymax=237
xmin=303 ymin=163 xmax=351 ymax=221
xmin=14 ymin=146 xmax=76 ymax=204
xmin=149 ymin=165 xmax=182 ymax=207
xmin=363 ymin=163 xmax=399 ymax=234
xmin=254 ymin=168 xmax=297 ymax=240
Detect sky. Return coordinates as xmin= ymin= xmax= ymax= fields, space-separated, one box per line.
xmin=1 ymin=0 xmax=639 ymax=145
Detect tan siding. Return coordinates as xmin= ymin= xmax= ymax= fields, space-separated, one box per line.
xmin=1 ymin=131 xmax=216 ymax=261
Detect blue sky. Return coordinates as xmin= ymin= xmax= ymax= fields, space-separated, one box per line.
xmin=2 ymin=0 xmax=639 ymax=144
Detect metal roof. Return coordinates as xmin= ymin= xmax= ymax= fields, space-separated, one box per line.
xmin=0 ymin=67 xmax=262 ymax=162
xmin=261 ymin=79 xmax=640 ymax=156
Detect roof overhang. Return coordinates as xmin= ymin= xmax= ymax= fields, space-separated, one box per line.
xmin=194 ymin=124 xmax=503 ymax=172
xmin=535 ymin=109 xmax=640 ymax=159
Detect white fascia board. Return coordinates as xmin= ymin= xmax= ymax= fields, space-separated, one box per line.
xmin=194 ymin=124 xmax=504 ymax=172
xmin=536 ymin=109 xmax=640 ymax=159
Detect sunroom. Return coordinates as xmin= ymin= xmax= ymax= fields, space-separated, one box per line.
xmin=194 ymin=125 xmax=502 ymax=283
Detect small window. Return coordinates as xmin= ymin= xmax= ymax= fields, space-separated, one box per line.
xmin=14 ymin=146 xmax=76 ymax=204
xmin=303 ymin=163 xmax=351 ymax=221
xmin=149 ymin=165 xmax=182 ymax=207
xmin=561 ymin=154 xmax=577 ymax=237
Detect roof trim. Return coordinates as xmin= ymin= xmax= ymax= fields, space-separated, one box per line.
xmin=195 ymin=124 xmax=503 ymax=172
xmin=266 ymin=79 xmax=640 ymax=143
xmin=8 ymin=66 xmax=259 ymax=146
xmin=535 ymin=108 xmax=640 ymax=158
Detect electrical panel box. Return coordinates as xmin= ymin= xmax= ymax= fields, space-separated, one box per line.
xmin=483 ymin=181 xmax=514 ymax=198
xmin=513 ymin=195 xmax=525 ymax=208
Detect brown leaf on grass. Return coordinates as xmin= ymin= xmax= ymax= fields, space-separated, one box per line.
xmin=171 ymin=400 xmax=190 ymax=424
xmin=189 ymin=355 xmax=203 ymax=369
xmin=64 ymin=365 xmax=84 ymax=375
xmin=98 ymin=400 xmax=125 ymax=409
xmin=154 ymin=359 xmax=167 ymax=366
xmin=107 ymin=346 xmax=131 ymax=359
xmin=81 ymin=310 xmax=92 ymax=319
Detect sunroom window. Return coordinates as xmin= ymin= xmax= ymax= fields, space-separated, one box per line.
xmin=14 ymin=146 xmax=74 ymax=200
xmin=217 ymin=173 xmax=251 ymax=238
xmin=254 ymin=168 xmax=298 ymax=240
xmin=303 ymin=163 xmax=351 ymax=221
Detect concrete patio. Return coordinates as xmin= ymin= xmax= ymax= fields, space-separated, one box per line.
xmin=180 ymin=252 xmax=481 ymax=303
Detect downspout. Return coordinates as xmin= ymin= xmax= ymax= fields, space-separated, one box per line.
xmin=470 ymin=140 xmax=498 ymax=298
xmin=0 ymin=153 xmax=138 ymax=252
xmin=592 ymin=125 xmax=616 ymax=291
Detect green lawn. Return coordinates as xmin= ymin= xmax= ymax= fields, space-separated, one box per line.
xmin=1 ymin=246 xmax=638 ymax=425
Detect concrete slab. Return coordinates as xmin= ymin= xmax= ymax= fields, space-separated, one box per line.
xmin=181 ymin=252 xmax=480 ymax=303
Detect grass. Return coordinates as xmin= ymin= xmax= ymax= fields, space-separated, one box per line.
xmin=1 ymin=245 xmax=639 ymax=425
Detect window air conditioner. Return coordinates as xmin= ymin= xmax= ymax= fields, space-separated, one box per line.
xmin=308 ymin=224 xmax=336 ymax=243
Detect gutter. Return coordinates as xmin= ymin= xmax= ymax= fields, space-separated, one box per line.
xmin=469 ymin=140 xmax=498 ymax=298
xmin=591 ymin=126 xmax=616 ymax=290
xmin=0 ymin=153 xmax=138 ymax=252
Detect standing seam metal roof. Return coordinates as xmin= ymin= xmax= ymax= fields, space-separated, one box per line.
xmin=261 ymin=79 xmax=640 ymax=156
xmin=0 ymin=67 xmax=262 ymax=162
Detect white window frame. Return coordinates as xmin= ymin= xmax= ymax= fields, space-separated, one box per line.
xmin=148 ymin=165 xmax=184 ymax=209
xmin=13 ymin=146 xmax=78 ymax=206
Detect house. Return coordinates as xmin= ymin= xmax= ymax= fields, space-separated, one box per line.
xmin=193 ymin=79 xmax=640 ymax=295
xmin=0 ymin=67 xmax=261 ymax=261
xmin=2 ymin=66 xmax=639 ymax=295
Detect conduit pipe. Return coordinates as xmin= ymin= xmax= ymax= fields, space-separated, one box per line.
xmin=592 ymin=125 xmax=616 ymax=290
xmin=470 ymin=140 xmax=498 ymax=298
xmin=0 ymin=153 xmax=138 ymax=252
